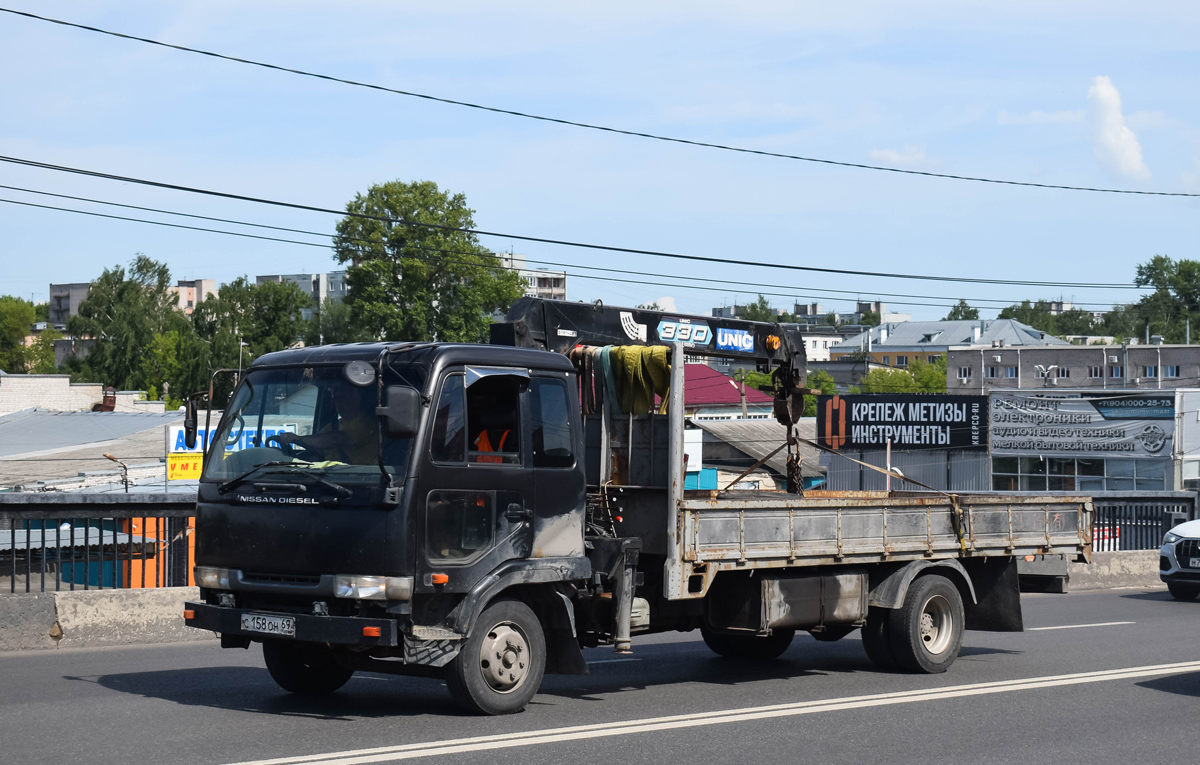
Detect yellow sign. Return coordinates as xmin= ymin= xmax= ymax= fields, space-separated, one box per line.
xmin=167 ymin=453 xmax=204 ymax=480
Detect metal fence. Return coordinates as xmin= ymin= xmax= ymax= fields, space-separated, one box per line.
xmin=0 ymin=493 xmax=196 ymax=594
xmin=1089 ymin=491 xmax=1197 ymax=552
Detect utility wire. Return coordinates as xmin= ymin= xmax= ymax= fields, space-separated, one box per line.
xmin=0 ymin=153 xmax=1148 ymax=291
xmin=3 ymin=7 xmax=1197 ymax=200
xmin=0 ymin=182 xmax=1136 ymax=309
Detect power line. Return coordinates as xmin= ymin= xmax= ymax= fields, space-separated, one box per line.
xmin=0 ymin=190 xmax=1142 ymax=312
xmin=4 ymin=6 xmax=1197 ymax=200
xmin=0 ymin=183 xmax=1130 ymax=308
xmin=0 ymin=153 xmax=1148 ymax=291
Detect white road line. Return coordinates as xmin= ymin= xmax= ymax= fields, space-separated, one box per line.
xmin=587 ymin=659 xmax=640 ymax=665
xmin=225 ymin=660 xmax=1200 ymax=765
xmin=1028 ymin=621 xmax=1135 ymax=631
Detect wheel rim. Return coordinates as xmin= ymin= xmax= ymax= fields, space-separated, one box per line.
xmin=918 ymin=594 xmax=954 ymax=655
xmin=478 ymin=621 xmax=530 ymax=694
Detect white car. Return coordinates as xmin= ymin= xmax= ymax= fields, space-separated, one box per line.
xmin=1160 ymin=519 xmax=1200 ymax=600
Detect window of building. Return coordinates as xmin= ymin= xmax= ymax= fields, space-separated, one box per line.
xmin=958 ymin=367 xmax=972 ymax=380
xmin=1165 ymin=365 xmax=1179 ymax=378
xmin=896 ymin=355 xmax=908 ymax=368
xmin=1005 ymin=366 xmax=1016 ymax=378
xmin=1143 ymin=365 xmax=1157 ymax=378
xmin=985 ymin=366 xmax=997 ymax=379
xmin=882 ymin=356 xmax=889 ymax=365
xmin=1035 ymin=367 xmax=1048 ymax=379
xmin=991 ymin=456 xmax=1166 ymax=491
xmin=1110 ymin=366 xmax=1123 ymax=378
xmin=1089 ymin=366 xmax=1102 ymax=379
xmin=1057 ymin=367 xmax=1070 ymax=378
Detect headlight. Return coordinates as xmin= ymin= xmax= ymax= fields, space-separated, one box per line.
xmin=1164 ymin=532 xmax=1182 ymax=545
xmin=334 ymin=575 xmax=413 ymax=601
xmin=195 ymin=566 xmax=232 ymax=589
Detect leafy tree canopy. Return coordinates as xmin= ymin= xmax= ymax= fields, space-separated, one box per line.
xmin=858 ymin=310 xmax=881 ymax=327
xmin=943 ymin=299 xmax=979 ymax=321
xmin=736 ymin=295 xmax=779 ymax=323
xmin=855 ymin=356 xmax=946 ymax=394
xmin=304 ymin=298 xmax=373 ymax=346
xmin=0 ymin=295 xmax=36 ymax=373
xmin=333 ymin=180 xmax=525 ymax=342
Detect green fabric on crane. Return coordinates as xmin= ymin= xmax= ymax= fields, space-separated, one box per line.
xmin=610 ymin=345 xmax=671 ymax=414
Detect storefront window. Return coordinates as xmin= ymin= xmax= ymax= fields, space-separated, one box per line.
xmin=991 ymin=456 xmax=1168 ymax=492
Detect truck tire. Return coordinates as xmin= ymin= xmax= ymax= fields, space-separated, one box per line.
xmin=888 ymin=574 xmax=964 ymax=674
xmin=861 ymin=610 xmax=898 ymax=670
xmin=262 ymin=641 xmax=355 ymax=695
xmin=701 ymin=627 xmax=795 ymax=659
xmin=1167 ymin=582 xmax=1200 ymax=601
xmin=447 ymin=599 xmax=546 ymax=715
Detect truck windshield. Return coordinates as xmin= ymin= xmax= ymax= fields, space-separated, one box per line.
xmin=200 ymin=365 xmax=413 ymax=486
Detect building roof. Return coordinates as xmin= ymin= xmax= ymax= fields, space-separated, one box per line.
xmin=832 ymin=319 xmax=1070 ymax=351
xmin=0 ymin=409 xmax=182 ymax=459
xmin=684 ymin=364 xmax=773 ymax=408
xmin=691 ymin=418 xmax=822 ymax=477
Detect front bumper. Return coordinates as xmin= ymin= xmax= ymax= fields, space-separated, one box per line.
xmin=184 ymin=601 xmax=400 ymax=647
xmin=1158 ymin=540 xmax=1200 ymax=584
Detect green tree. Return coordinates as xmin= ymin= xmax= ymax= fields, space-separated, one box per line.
xmin=0 ymin=295 xmax=36 ymax=373
xmin=824 ymin=311 xmax=841 ymax=327
xmin=802 ymin=369 xmax=838 ymax=416
xmin=858 ymin=310 xmax=881 ymax=327
xmin=66 ymin=255 xmax=190 ymax=390
xmin=943 ymin=299 xmax=979 ymax=321
xmin=1055 ymin=308 xmax=1096 ymax=336
xmin=998 ymin=300 xmax=1058 ymax=334
xmin=856 ymin=356 xmax=946 ymax=394
xmin=737 ymin=295 xmax=778 ymax=323
xmin=193 ymin=277 xmax=312 ymax=366
xmin=636 ymin=301 xmax=662 ymax=311
xmin=304 ymin=298 xmax=373 ymax=346
xmin=910 ymin=355 xmax=947 ymax=393
xmin=28 ymin=328 xmax=61 ymax=373
xmin=333 ymin=180 xmax=525 ymax=342
xmin=1132 ymin=255 xmax=1200 ymax=343
xmin=34 ymin=302 xmax=50 ymax=323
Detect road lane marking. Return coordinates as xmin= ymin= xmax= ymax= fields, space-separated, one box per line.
xmin=587 ymin=659 xmax=640 ymax=665
xmin=225 ymin=659 xmax=1200 ymax=765
xmin=1028 ymin=621 xmax=1135 ymax=631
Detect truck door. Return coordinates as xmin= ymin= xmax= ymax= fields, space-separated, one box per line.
xmin=418 ymin=367 xmax=535 ymax=591
xmin=528 ymin=373 xmax=586 ymax=558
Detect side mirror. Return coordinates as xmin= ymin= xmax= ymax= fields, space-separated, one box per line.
xmin=376 ymin=386 xmax=422 ymax=438
xmin=184 ymin=397 xmax=199 ymax=450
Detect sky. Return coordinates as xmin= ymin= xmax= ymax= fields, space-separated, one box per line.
xmin=2 ymin=1 xmax=1199 ymax=321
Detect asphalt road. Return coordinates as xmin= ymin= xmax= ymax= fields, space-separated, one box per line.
xmin=1 ymin=586 xmax=1197 ymax=765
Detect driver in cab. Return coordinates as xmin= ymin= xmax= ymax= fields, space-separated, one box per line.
xmin=271 ymin=384 xmax=380 ymax=465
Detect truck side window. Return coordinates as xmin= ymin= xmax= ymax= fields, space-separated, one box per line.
xmin=530 ymin=377 xmax=574 ymax=468
xmin=427 ymin=491 xmax=493 ymax=561
xmin=430 ymin=375 xmax=465 ymax=463
xmin=466 ymin=376 xmax=521 ymax=465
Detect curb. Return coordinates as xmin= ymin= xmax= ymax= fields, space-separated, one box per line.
xmin=1068 ymin=550 xmax=1164 ymax=592
xmin=0 ymin=587 xmax=215 ymax=651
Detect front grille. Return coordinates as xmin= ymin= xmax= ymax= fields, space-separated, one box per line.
xmin=1175 ymin=540 xmax=1200 ymax=566
xmin=242 ymin=572 xmax=322 ymax=586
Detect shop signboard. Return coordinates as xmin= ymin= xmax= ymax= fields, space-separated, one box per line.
xmin=990 ymin=391 xmax=1174 ymax=459
xmin=817 ymin=394 xmax=988 ymax=451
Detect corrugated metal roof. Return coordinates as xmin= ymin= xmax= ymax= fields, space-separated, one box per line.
xmin=833 ymin=319 xmax=1070 ymax=351
xmin=684 ymin=365 xmax=773 ymax=407
xmin=0 ymin=409 xmax=182 ymax=459
xmin=691 ymin=418 xmax=823 ymax=476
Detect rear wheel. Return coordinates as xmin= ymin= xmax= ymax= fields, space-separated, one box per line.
xmin=447 ymin=599 xmax=546 ymax=715
xmin=702 ymin=627 xmax=795 ymax=659
xmin=1167 ymin=582 xmax=1200 ymax=601
xmin=861 ymin=610 xmax=898 ymax=670
xmin=888 ymin=574 xmax=964 ymax=674
xmin=262 ymin=641 xmax=354 ymax=695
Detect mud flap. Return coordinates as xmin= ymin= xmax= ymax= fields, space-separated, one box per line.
xmin=961 ymin=556 xmax=1024 ymax=632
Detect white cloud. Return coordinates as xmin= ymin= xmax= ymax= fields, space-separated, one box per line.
xmin=1087 ymin=76 xmax=1150 ymax=180
xmin=867 ymin=146 xmax=927 ymax=166
xmin=997 ymin=109 xmax=1084 ymax=125
xmin=655 ymin=296 xmax=678 ymax=313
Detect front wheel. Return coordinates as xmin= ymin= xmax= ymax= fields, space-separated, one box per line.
xmin=888 ymin=574 xmax=964 ymax=674
xmin=447 ymin=599 xmax=546 ymax=715
xmin=702 ymin=627 xmax=795 ymax=659
xmin=262 ymin=641 xmax=354 ymax=695
xmin=1167 ymin=582 xmax=1200 ymax=601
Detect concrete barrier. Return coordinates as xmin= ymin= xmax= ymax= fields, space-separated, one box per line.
xmin=0 ymin=587 xmax=214 ymax=651
xmin=1068 ymin=550 xmax=1164 ymax=591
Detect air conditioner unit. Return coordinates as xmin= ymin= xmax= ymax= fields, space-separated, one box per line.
xmin=992 ymin=355 xmax=1002 ymax=362
xmin=958 ymin=378 xmax=970 ymax=385
xmin=1109 ymin=356 xmax=1119 ymax=363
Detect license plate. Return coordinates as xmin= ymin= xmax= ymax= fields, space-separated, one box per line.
xmin=241 ymin=613 xmax=296 ymax=637
xmin=1190 ymin=558 xmax=1200 ymax=569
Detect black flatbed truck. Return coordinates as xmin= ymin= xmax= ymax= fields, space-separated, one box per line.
xmin=184 ymin=298 xmax=1092 ymax=714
